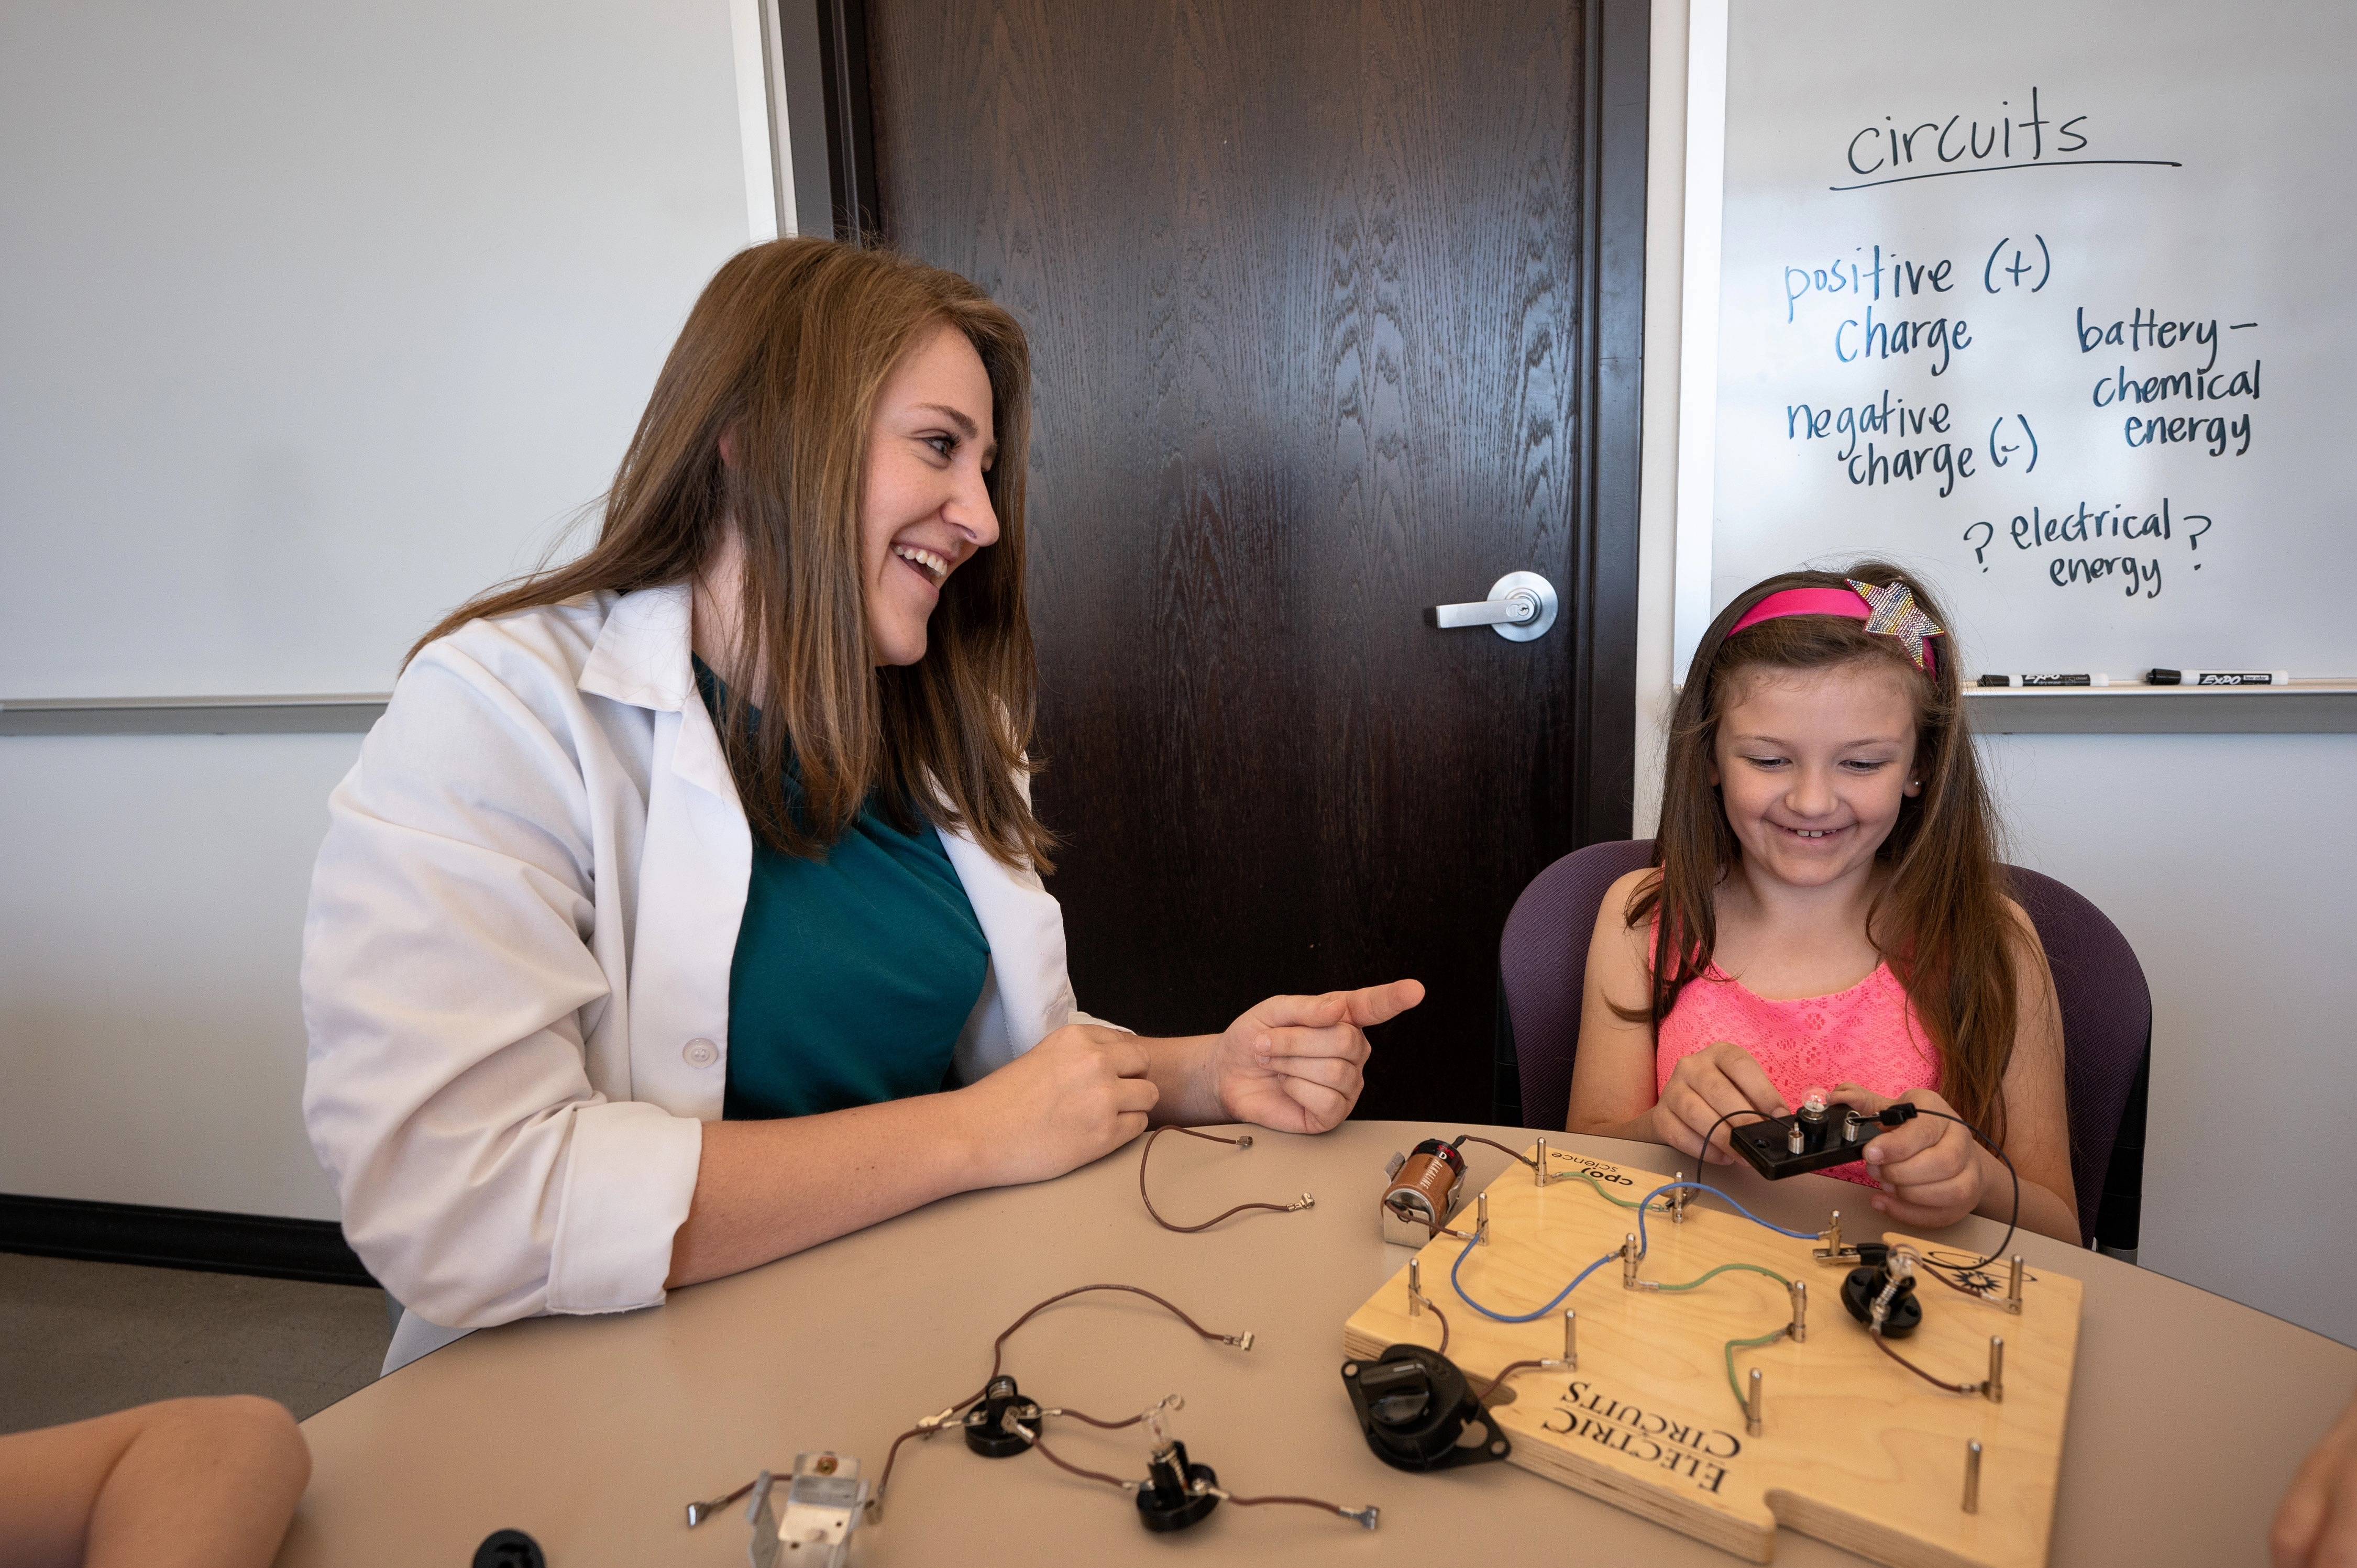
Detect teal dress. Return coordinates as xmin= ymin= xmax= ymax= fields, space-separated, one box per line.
xmin=695 ymin=660 xmax=990 ymax=1120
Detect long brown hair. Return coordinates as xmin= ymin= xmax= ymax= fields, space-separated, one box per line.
xmin=409 ymin=237 xmax=1051 ymax=869
xmin=1627 ymin=562 xmax=2015 ymax=1138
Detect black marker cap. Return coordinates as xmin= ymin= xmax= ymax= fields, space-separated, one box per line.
xmin=2146 ymin=668 xmax=2183 ymax=685
xmin=1976 ymin=673 xmax=2010 ymax=687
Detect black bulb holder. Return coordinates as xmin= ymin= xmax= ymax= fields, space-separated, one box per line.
xmin=1340 ymin=1344 xmax=1512 ymax=1472
xmin=1135 ymin=1440 xmax=1221 ymax=1532
xmin=963 ymin=1375 xmax=1042 ymax=1457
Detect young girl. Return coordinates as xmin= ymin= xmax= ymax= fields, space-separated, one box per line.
xmin=1564 ymin=564 xmax=2080 ymax=1243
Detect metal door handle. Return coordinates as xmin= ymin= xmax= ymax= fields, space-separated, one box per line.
xmin=1424 ymin=571 xmax=1558 ymax=642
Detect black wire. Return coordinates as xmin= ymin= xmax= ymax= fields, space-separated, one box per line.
xmin=1901 ymin=1108 xmax=2019 ymax=1272
xmin=1690 ymin=1106 xmax=1772 ymax=1172
xmin=1680 ymin=1102 xmax=2019 ymax=1276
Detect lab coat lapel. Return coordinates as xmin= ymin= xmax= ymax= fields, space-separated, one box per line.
xmin=938 ymin=827 xmax=1077 ymax=1080
xmin=580 ymin=586 xmax=748 ymax=1120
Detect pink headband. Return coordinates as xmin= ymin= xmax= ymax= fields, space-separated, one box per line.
xmin=1725 ymin=580 xmax=1944 ymax=672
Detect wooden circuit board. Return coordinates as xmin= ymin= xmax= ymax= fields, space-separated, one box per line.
xmin=1342 ymin=1145 xmax=2080 ymax=1567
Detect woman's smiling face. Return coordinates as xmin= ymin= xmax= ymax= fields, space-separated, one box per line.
xmin=860 ymin=322 xmax=1000 ymax=667
xmin=1710 ymin=659 xmax=1922 ymax=890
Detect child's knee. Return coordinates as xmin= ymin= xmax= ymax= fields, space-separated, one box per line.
xmin=152 ymin=1396 xmax=311 ymax=1481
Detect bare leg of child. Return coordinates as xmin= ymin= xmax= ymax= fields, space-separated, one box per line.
xmin=0 ymin=1395 xmax=310 ymax=1568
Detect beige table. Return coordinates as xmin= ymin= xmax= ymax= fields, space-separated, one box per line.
xmin=279 ymin=1123 xmax=2354 ymax=1566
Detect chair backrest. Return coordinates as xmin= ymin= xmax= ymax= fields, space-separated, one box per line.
xmin=1497 ymin=840 xmax=2153 ymax=1250
xmin=2004 ymin=866 xmax=2153 ymax=1251
xmin=1498 ymin=838 xmax=1656 ymax=1139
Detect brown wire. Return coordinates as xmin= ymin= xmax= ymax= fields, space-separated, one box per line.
xmin=871 ymin=1284 xmax=1246 ymax=1510
xmin=1417 ymin=1300 xmax=1451 ymax=1357
xmin=1870 ymin=1331 xmax=1984 ymax=1394
xmin=1048 ymin=1406 xmax=1150 ymax=1430
xmin=872 ymin=1425 xmax=934 ymax=1513
xmin=1222 ymin=1493 xmax=1361 ymax=1517
xmin=1033 ymin=1432 xmax=1363 ymax=1522
xmin=1474 ymin=1359 xmax=1555 ymax=1406
xmin=1452 ymin=1135 xmax=1539 ymax=1168
xmin=1027 ymin=1430 xmax=1135 ymax=1492
xmin=1138 ymin=1127 xmax=1302 ymax=1233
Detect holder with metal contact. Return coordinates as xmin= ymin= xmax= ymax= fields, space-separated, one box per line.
xmin=962 ymin=1375 xmax=1041 ymax=1457
xmin=1339 ymin=1344 xmax=1512 ymax=1472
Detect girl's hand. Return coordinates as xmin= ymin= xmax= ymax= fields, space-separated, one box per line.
xmin=1654 ymin=1042 xmax=1790 ymax=1165
xmin=1835 ymin=1083 xmax=1987 ymax=1230
xmin=1207 ymin=980 xmax=1423 ymax=1134
xmin=960 ymin=1024 xmax=1161 ymax=1185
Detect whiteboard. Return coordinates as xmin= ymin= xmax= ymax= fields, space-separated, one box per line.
xmin=0 ymin=0 xmax=762 ymax=699
xmin=1685 ymin=0 xmax=2355 ymax=679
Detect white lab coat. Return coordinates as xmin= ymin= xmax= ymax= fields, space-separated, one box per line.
xmin=301 ymin=584 xmax=1086 ymax=1373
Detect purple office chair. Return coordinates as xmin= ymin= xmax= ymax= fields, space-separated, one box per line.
xmin=1495 ymin=838 xmax=2152 ymax=1253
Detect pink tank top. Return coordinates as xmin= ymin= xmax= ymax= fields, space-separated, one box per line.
xmin=1654 ymin=936 xmax=1940 ymax=1188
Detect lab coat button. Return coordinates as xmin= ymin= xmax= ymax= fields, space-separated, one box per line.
xmin=683 ymin=1037 xmax=719 ymax=1068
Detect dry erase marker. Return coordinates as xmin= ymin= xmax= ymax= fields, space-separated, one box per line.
xmin=1976 ymin=673 xmax=2110 ymax=687
xmin=2145 ymin=669 xmax=2292 ymax=686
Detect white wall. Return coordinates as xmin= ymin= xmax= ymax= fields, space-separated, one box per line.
xmin=1 ymin=0 xmax=779 ymax=1221
xmin=1982 ymin=734 xmax=2357 ymax=1345
xmin=0 ymin=736 xmax=362 ymax=1217
xmin=1634 ymin=0 xmax=2356 ymax=1345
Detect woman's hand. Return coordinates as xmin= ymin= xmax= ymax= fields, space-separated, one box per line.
xmin=1204 ymin=980 xmax=1424 ymax=1134
xmin=958 ymin=1024 xmax=1161 ymax=1185
xmin=1653 ymin=1041 xmax=1790 ymax=1164
xmin=1835 ymin=1083 xmax=1988 ymax=1230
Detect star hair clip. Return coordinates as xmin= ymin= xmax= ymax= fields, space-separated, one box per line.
xmin=1846 ymin=579 xmax=1944 ymax=672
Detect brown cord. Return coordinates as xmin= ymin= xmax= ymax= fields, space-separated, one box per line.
xmin=1032 ymin=1433 xmax=1360 ymax=1523
xmin=1474 ymin=1359 xmax=1555 ymax=1406
xmin=1417 ymin=1299 xmax=1451 ymax=1357
xmin=1452 ymin=1135 xmax=1539 ymax=1168
xmin=1871 ymin=1330 xmax=1984 ymax=1394
xmin=866 ymin=1282 xmax=1367 ymax=1529
xmin=871 ymin=1284 xmax=1247 ymax=1510
xmin=872 ymin=1425 xmax=934 ymax=1514
xmin=1138 ymin=1127 xmax=1303 ymax=1233
xmin=1027 ymin=1430 xmax=1135 ymax=1492
xmin=1048 ymin=1406 xmax=1149 ymax=1430
xmin=1222 ymin=1492 xmax=1359 ymax=1516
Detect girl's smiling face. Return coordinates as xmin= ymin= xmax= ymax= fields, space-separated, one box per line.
xmin=860 ymin=322 xmax=1000 ymax=667
xmin=1711 ymin=659 xmax=1922 ymax=890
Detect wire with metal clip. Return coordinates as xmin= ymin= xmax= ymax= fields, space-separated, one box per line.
xmin=1138 ymin=1127 xmax=1314 ymax=1233
xmin=1024 ymin=1423 xmax=1377 ymax=1529
xmin=869 ymin=1284 xmax=1248 ymax=1513
xmin=862 ymin=1284 xmax=1372 ymax=1531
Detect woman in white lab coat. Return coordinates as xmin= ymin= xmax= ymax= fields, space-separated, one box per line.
xmin=301 ymin=237 xmax=1419 ymax=1371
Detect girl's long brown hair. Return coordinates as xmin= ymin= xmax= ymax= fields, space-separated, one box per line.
xmin=409 ymin=237 xmax=1051 ymax=870
xmin=1627 ymin=562 xmax=2015 ymax=1138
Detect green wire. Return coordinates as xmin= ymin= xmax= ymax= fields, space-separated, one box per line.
xmin=1651 ymin=1263 xmax=1794 ymax=1414
xmin=1556 ymin=1161 xmax=1794 ymax=1416
xmin=1723 ymin=1328 xmax=1791 ymax=1411
xmin=1564 ymin=1169 xmax=1670 ymax=1211
xmin=1653 ymin=1261 xmax=1789 ymax=1293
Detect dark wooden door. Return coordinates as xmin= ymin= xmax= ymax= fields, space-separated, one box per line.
xmin=841 ymin=0 xmax=1645 ymax=1122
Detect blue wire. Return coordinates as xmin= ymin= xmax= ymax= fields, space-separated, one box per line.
xmin=1633 ymin=1180 xmax=1820 ymax=1258
xmin=1450 ymin=1234 xmax=1619 ymax=1323
xmin=1448 ymin=1178 xmax=1820 ymax=1324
